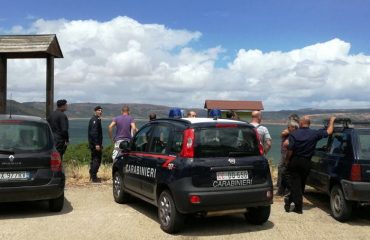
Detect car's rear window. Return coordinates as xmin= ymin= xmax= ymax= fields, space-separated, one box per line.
xmin=0 ymin=120 xmax=51 ymax=152
xmin=357 ymin=130 xmax=370 ymax=161
xmin=194 ymin=126 xmax=259 ymax=158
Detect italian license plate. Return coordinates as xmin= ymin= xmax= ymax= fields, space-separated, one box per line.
xmin=216 ymin=170 xmax=249 ymax=181
xmin=0 ymin=171 xmax=30 ymax=181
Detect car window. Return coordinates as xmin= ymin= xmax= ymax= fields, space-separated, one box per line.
xmin=0 ymin=121 xmax=50 ymax=152
xmin=329 ymin=133 xmax=348 ymax=155
xmin=131 ymin=125 xmax=152 ymax=152
xmin=169 ymin=131 xmax=183 ymax=154
xmin=148 ymin=125 xmax=171 ymax=154
xmin=194 ymin=126 xmax=259 ymax=158
xmin=357 ymin=131 xmax=370 ymax=160
xmin=315 ymin=137 xmax=329 ymax=152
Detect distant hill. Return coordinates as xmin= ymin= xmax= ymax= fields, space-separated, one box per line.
xmin=4 ymin=100 xmax=370 ymax=123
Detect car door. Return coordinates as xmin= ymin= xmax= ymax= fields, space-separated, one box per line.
xmin=140 ymin=124 xmax=173 ymax=200
xmin=123 ymin=124 xmax=153 ymax=195
xmin=307 ymin=137 xmax=329 ymax=191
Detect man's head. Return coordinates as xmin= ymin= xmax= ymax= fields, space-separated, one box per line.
xmin=121 ymin=105 xmax=130 ymax=115
xmin=288 ymin=114 xmax=299 ymax=123
xmin=299 ymin=115 xmax=311 ymax=127
xmin=287 ymin=119 xmax=299 ymax=132
xmin=56 ymin=99 xmax=68 ymax=112
xmin=251 ymin=110 xmax=262 ymax=123
xmin=94 ymin=106 xmax=103 ymax=117
xmin=149 ymin=113 xmax=156 ymax=121
xmin=187 ymin=111 xmax=197 ymax=118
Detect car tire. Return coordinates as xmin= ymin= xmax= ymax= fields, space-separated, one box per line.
xmin=245 ymin=205 xmax=271 ymax=225
xmin=330 ymin=185 xmax=352 ymax=222
xmin=113 ymin=171 xmax=130 ymax=204
xmin=158 ymin=190 xmax=184 ymax=234
xmin=49 ymin=192 xmax=64 ymax=212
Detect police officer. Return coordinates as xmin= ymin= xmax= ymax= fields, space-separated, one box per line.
xmin=47 ymin=99 xmax=69 ymax=159
xmin=88 ymin=106 xmax=103 ymax=182
xmin=284 ymin=115 xmax=336 ymax=213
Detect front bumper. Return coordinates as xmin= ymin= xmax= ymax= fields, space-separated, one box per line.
xmin=170 ymin=178 xmax=273 ymax=214
xmin=341 ymin=180 xmax=370 ymax=202
xmin=0 ymin=178 xmax=65 ymax=203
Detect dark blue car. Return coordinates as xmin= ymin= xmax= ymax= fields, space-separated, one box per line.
xmin=307 ymin=118 xmax=370 ymax=221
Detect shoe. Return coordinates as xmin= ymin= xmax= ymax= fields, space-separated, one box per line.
xmin=90 ymin=177 xmax=101 ymax=183
xmin=292 ymin=208 xmax=303 ymax=214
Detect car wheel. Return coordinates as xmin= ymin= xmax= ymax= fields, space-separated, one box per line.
xmin=113 ymin=171 xmax=130 ymax=204
xmin=158 ymin=190 xmax=184 ymax=233
xmin=245 ymin=205 xmax=271 ymax=225
xmin=330 ymin=185 xmax=352 ymax=222
xmin=49 ymin=192 xmax=64 ymax=212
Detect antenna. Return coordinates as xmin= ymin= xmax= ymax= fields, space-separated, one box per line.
xmin=9 ymin=93 xmax=12 ymax=119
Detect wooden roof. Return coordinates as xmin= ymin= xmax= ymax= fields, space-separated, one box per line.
xmin=204 ymin=100 xmax=264 ymax=111
xmin=0 ymin=34 xmax=63 ymax=58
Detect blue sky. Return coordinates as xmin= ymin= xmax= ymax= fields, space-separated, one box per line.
xmin=1 ymin=0 xmax=370 ymax=110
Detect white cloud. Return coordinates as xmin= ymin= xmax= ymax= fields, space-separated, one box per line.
xmin=3 ymin=16 xmax=370 ymax=110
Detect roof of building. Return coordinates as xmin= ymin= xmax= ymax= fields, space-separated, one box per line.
xmin=204 ymin=100 xmax=264 ymax=111
xmin=0 ymin=34 xmax=63 ymax=58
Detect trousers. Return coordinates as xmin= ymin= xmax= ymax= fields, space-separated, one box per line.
xmin=89 ymin=148 xmax=102 ymax=178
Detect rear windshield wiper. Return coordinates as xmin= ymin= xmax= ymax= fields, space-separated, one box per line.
xmin=0 ymin=149 xmax=15 ymax=154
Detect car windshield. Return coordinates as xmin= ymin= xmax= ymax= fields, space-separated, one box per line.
xmin=0 ymin=120 xmax=50 ymax=152
xmin=357 ymin=130 xmax=370 ymax=160
xmin=194 ymin=126 xmax=259 ymax=158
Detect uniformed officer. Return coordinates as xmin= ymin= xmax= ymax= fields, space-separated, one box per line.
xmin=284 ymin=115 xmax=336 ymax=213
xmin=88 ymin=106 xmax=103 ymax=182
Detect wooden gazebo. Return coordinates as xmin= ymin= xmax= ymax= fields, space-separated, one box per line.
xmin=0 ymin=34 xmax=63 ymax=117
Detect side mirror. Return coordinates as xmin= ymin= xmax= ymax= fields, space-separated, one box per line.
xmin=119 ymin=140 xmax=131 ymax=153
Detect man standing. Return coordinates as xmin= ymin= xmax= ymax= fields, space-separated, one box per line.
xmin=47 ymin=99 xmax=69 ymax=160
xmin=108 ymin=106 xmax=137 ymax=161
xmin=88 ymin=106 xmax=103 ymax=182
xmin=250 ymin=110 xmax=272 ymax=154
xmin=284 ymin=115 xmax=336 ymax=214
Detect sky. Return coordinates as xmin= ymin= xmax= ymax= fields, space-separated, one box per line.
xmin=1 ymin=0 xmax=370 ymax=111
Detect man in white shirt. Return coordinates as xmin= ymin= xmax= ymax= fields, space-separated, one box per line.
xmin=250 ymin=110 xmax=272 ymax=154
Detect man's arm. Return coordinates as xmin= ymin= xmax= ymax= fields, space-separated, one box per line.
xmin=326 ymin=116 xmax=336 ymax=135
xmin=284 ymin=150 xmax=293 ymax=166
xmin=131 ymin=122 xmax=138 ymax=137
xmin=108 ymin=121 xmax=116 ymax=143
xmin=281 ymin=128 xmax=289 ymax=138
xmin=264 ymin=139 xmax=272 ymax=154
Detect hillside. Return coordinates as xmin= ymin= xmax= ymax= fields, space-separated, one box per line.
xmin=4 ymin=100 xmax=370 ymax=123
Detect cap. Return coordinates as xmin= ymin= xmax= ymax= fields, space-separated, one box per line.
xmin=94 ymin=105 xmax=102 ymax=111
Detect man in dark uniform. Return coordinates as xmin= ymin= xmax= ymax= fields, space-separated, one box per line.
xmin=47 ymin=99 xmax=69 ymax=160
xmin=284 ymin=115 xmax=336 ymax=214
xmin=88 ymin=106 xmax=103 ymax=182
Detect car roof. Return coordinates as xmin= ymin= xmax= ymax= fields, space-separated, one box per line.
xmin=152 ymin=117 xmax=251 ymax=128
xmin=0 ymin=114 xmax=47 ymax=123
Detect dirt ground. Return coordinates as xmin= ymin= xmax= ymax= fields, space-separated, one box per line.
xmin=1 ymin=183 xmax=369 ymax=240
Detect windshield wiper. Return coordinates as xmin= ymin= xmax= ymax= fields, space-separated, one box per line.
xmin=0 ymin=149 xmax=15 ymax=154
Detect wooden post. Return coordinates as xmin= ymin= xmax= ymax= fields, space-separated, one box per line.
xmin=46 ymin=56 xmax=54 ymax=118
xmin=0 ymin=56 xmax=7 ymax=114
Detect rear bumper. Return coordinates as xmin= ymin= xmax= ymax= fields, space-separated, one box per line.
xmin=341 ymin=180 xmax=370 ymax=202
xmin=170 ymin=178 xmax=273 ymax=214
xmin=0 ymin=178 xmax=65 ymax=203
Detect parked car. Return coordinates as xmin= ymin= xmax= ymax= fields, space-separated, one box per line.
xmin=0 ymin=114 xmax=65 ymax=212
xmin=112 ymin=117 xmax=273 ymax=233
xmin=306 ymin=118 xmax=370 ymax=221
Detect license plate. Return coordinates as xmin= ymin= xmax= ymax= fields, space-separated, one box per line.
xmin=0 ymin=171 xmax=30 ymax=181
xmin=216 ymin=170 xmax=249 ymax=181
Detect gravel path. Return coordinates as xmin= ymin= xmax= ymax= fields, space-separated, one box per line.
xmin=1 ymin=184 xmax=369 ymax=240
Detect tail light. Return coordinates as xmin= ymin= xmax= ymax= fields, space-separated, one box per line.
xmin=253 ymin=128 xmax=264 ymax=156
xmin=180 ymin=128 xmax=194 ymax=158
xmin=51 ymin=151 xmax=62 ymax=172
xmin=350 ymin=164 xmax=362 ymax=181
xmin=189 ymin=195 xmax=201 ymax=204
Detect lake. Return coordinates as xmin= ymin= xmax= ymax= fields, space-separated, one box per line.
xmin=69 ymin=118 xmax=286 ymax=165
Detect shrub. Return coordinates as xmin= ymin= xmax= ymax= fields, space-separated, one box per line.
xmin=64 ymin=143 xmax=114 ymax=165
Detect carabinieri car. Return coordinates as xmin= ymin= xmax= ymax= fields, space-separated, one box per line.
xmin=112 ymin=117 xmax=273 ymax=233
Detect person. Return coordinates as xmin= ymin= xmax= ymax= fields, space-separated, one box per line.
xmin=226 ymin=110 xmax=240 ymax=120
xmin=187 ymin=110 xmax=197 ymax=118
xmin=250 ymin=110 xmax=272 ymax=154
xmin=108 ymin=106 xmax=138 ymax=161
xmin=276 ymin=119 xmax=299 ymax=196
xmin=284 ymin=115 xmax=336 ymax=214
xmin=149 ymin=113 xmax=157 ymax=121
xmin=88 ymin=106 xmax=103 ymax=182
xmin=47 ymin=99 xmax=69 ymax=159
